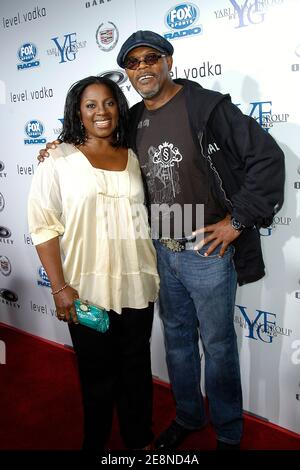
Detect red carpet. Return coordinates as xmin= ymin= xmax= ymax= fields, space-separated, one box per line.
xmin=1 ymin=322 xmax=300 ymax=451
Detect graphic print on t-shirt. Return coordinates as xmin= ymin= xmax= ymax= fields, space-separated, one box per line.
xmin=141 ymin=141 xmax=183 ymax=205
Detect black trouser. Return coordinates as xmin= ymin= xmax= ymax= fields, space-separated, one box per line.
xmin=69 ymin=303 xmax=154 ymax=450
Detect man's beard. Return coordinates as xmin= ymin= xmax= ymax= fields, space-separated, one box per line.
xmin=136 ymin=83 xmax=160 ymax=99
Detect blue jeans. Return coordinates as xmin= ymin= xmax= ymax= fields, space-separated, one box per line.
xmin=153 ymin=240 xmax=243 ymax=445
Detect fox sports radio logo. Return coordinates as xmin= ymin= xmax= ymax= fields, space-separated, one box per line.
xmin=17 ymin=43 xmax=40 ymax=70
xmin=37 ymin=266 xmax=51 ymax=287
xmin=24 ymin=120 xmax=46 ymax=145
xmin=164 ymin=3 xmax=202 ymax=40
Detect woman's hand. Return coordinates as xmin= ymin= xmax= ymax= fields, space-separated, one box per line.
xmin=38 ymin=140 xmax=62 ymax=163
xmin=53 ymin=285 xmax=79 ymax=324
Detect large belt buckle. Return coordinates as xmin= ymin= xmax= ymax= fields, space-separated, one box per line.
xmin=159 ymin=238 xmax=185 ymax=252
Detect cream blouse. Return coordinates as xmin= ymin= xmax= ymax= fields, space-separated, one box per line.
xmin=28 ymin=143 xmax=159 ymax=314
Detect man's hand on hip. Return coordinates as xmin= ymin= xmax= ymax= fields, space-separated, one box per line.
xmin=192 ymin=214 xmax=242 ymax=257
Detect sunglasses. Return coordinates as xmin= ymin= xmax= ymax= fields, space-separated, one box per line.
xmin=124 ymin=53 xmax=166 ymax=70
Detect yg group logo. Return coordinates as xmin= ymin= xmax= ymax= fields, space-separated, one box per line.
xmin=235 ymin=305 xmax=292 ymax=344
xmin=51 ymin=33 xmax=77 ymax=63
xmin=229 ymin=0 xmax=266 ymax=28
xmin=215 ymin=0 xmax=283 ymax=27
xmin=236 ymin=100 xmax=289 ymax=133
xmin=164 ymin=3 xmax=202 ymax=40
xmin=260 ymin=216 xmax=292 ymax=237
xmin=48 ymin=33 xmax=87 ymax=63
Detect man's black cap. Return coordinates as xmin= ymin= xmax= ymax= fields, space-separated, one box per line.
xmin=117 ymin=30 xmax=174 ymax=68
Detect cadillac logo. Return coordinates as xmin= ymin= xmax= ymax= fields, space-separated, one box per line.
xmin=96 ymin=21 xmax=119 ymax=51
xmin=100 ymin=29 xmax=113 ymax=45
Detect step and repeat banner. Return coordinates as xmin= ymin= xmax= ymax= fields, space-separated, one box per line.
xmin=0 ymin=0 xmax=299 ymax=435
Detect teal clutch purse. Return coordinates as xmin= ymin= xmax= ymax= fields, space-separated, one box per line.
xmin=74 ymin=299 xmax=110 ymax=333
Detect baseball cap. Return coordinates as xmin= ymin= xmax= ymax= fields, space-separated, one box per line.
xmin=117 ymin=30 xmax=174 ymax=68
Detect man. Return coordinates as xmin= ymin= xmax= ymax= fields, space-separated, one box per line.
xmin=116 ymin=30 xmax=284 ymax=450
xmin=39 ymin=30 xmax=284 ymax=450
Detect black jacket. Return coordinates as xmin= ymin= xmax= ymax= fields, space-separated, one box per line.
xmin=129 ymin=79 xmax=285 ymax=285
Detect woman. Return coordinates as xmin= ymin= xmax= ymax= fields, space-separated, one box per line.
xmin=28 ymin=76 xmax=159 ymax=450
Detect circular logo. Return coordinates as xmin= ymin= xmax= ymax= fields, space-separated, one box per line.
xmin=0 ymin=226 xmax=11 ymax=239
xmin=0 ymin=161 xmax=4 ymax=172
xmin=25 ymin=120 xmax=44 ymax=138
xmin=96 ymin=22 xmax=119 ymax=51
xmin=165 ymin=3 xmax=199 ymax=30
xmin=18 ymin=43 xmax=38 ymax=63
xmin=0 ymin=193 xmax=5 ymax=212
xmin=0 ymin=256 xmax=12 ymax=276
xmin=79 ymin=303 xmax=89 ymax=312
xmin=98 ymin=70 xmax=127 ymax=85
xmin=0 ymin=288 xmax=18 ymax=302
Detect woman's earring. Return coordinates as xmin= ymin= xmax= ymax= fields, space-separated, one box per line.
xmin=115 ymin=126 xmax=120 ymax=142
xmin=80 ymin=121 xmax=86 ymax=142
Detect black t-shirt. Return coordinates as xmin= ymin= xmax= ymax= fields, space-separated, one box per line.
xmin=136 ymin=88 xmax=225 ymax=238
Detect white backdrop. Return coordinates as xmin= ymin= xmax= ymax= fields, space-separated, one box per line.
xmin=0 ymin=0 xmax=299 ymax=435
